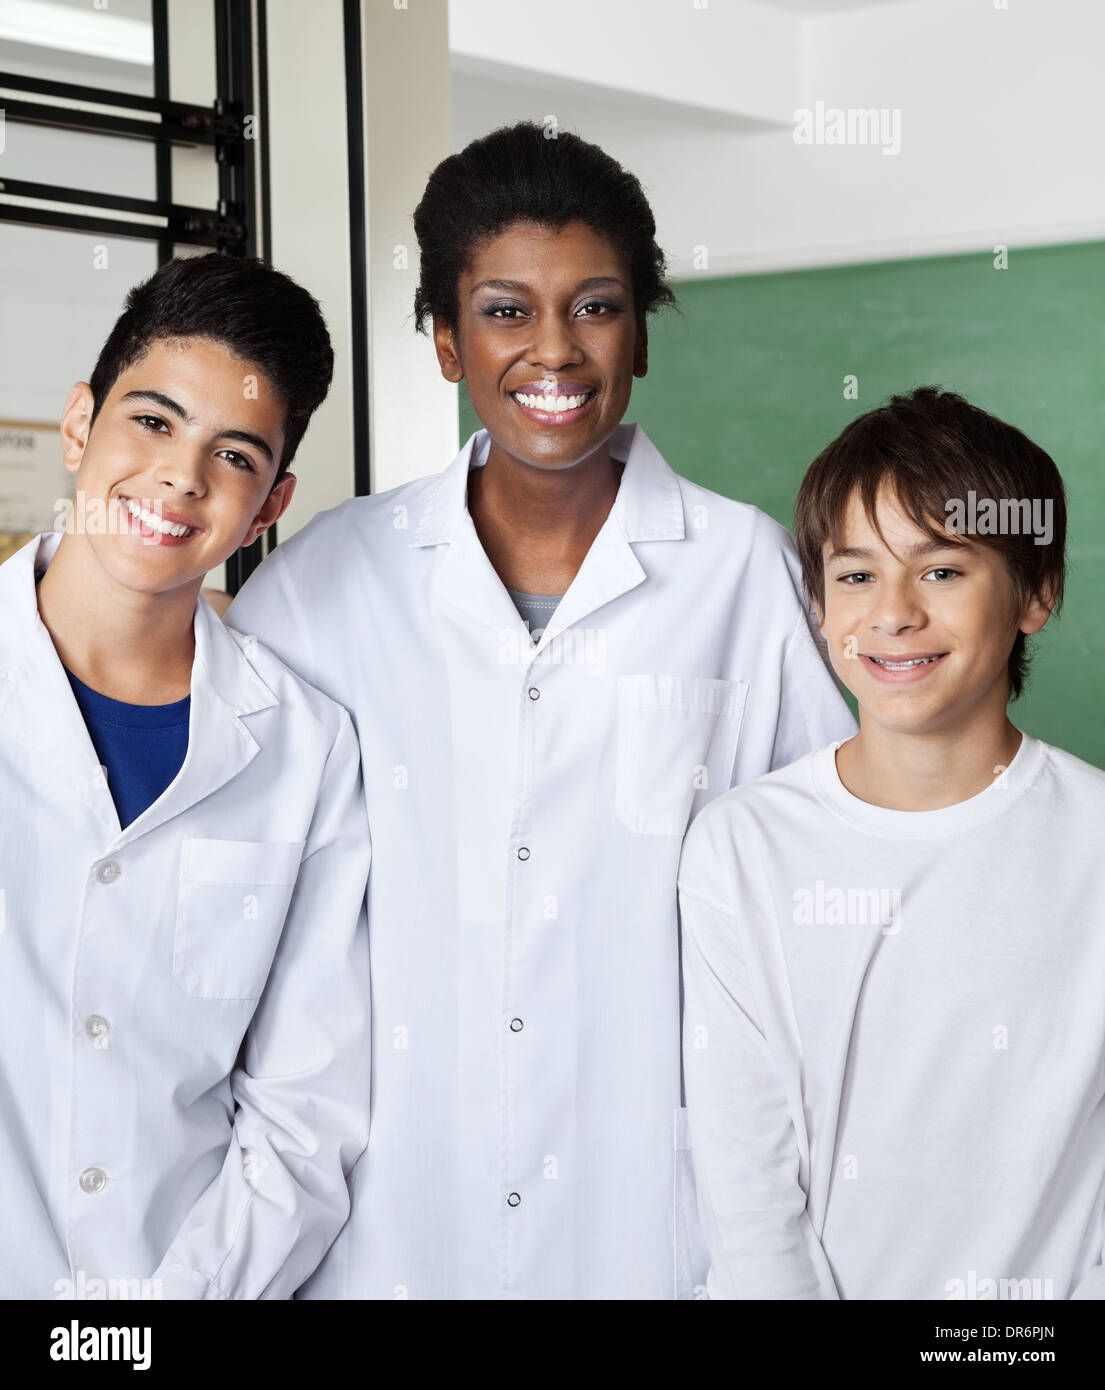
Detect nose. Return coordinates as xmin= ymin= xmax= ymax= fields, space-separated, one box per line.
xmin=869 ymin=577 xmax=926 ymax=636
xmin=528 ymin=314 xmax=584 ymax=373
xmin=152 ymin=448 xmax=206 ymax=498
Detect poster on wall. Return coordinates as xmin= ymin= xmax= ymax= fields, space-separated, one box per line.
xmin=0 ymin=418 xmax=72 ymax=563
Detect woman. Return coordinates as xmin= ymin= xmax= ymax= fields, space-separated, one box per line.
xmin=227 ymin=122 xmax=855 ymax=1299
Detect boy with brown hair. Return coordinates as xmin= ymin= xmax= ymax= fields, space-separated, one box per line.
xmin=679 ymin=386 xmax=1104 ymax=1300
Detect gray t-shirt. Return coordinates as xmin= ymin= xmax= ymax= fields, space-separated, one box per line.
xmin=506 ymin=588 xmax=563 ymax=637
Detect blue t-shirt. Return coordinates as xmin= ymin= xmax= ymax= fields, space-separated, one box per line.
xmin=65 ymin=668 xmax=190 ymax=829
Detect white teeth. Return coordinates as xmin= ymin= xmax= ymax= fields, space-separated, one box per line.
xmin=514 ymin=391 xmax=591 ymax=412
xmin=869 ymin=655 xmax=942 ymax=670
xmin=124 ymin=497 xmax=191 ymax=537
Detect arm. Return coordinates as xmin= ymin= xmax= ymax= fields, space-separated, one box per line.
xmin=761 ymin=522 xmax=855 ymax=772
xmin=679 ymin=823 xmax=838 ymax=1300
xmin=771 ymin=604 xmax=857 ymax=772
xmin=1070 ymin=1263 xmax=1105 ymax=1300
xmin=153 ymin=709 xmax=371 ymax=1299
xmin=225 ymin=534 xmax=329 ymax=700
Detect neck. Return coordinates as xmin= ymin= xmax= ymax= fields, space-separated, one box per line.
xmin=836 ymin=696 xmax=1023 ymax=811
xmin=468 ymin=438 xmax=625 ymax=593
xmin=35 ymin=533 xmax=198 ymax=703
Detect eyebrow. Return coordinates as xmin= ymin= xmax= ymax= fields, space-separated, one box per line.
xmin=827 ymin=538 xmax=969 ymax=562
xmin=469 ymin=276 xmax=630 ymax=296
xmin=121 ymin=389 xmax=195 ymax=423
xmin=121 ymin=389 xmax=275 ymax=465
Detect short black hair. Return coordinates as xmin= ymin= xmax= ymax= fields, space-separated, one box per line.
xmin=413 ymin=121 xmax=675 ymax=336
xmin=794 ymin=386 xmax=1067 ymax=701
xmin=89 ymin=253 xmax=334 ymax=475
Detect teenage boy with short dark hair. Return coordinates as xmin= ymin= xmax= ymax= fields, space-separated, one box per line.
xmin=0 ymin=254 xmax=370 ymax=1299
xmin=679 ymin=386 xmax=1105 ymax=1300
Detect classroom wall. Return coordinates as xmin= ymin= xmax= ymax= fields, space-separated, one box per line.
xmin=451 ymin=0 xmax=1105 ymax=276
xmin=459 ymin=239 xmax=1105 ymax=769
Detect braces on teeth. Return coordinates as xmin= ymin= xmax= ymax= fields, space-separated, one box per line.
xmin=869 ymin=656 xmax=942 ymax=669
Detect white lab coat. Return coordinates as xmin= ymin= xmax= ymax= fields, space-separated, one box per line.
xmin=227 ymin=422 xmax=857 ymax=1299
xmin=0 ymin=532 xmax=371 ymax=1300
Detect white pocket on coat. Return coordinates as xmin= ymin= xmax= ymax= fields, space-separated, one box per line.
xmin=173 ymin=837 xmax=305 ymax=1000
xmin=616 ymin=675 xmax=748 ymax=836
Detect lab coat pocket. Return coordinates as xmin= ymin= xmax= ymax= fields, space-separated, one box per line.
xmin=173 ymin=837 xmax=305 ymax=1001
xmin=673 ymin=1106 xmax=710 ymax=1300
xmin=616 ymin=675 xmax=748 ymax=836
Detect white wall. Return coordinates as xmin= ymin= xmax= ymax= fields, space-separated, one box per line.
xmin=0 ymin=46 xmax=158 ymax=423
xmin=733 ymin=0 xmax=1105 ymax=270
xmin=451 ymin=0 xmax=800 ymax=128
xmin=4 ymin=0 xmax=1101 ymax=518
xmin=450 ymin=0 xmax=1105 ymax=276
xmin=0 ymin=0 xmax=458 ymax=527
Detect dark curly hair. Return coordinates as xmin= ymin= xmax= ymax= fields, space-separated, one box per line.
xmin=413 ymin=121 xmax=675 ymax=336
xmin=89 ymin=253 xmax=334 ymax=475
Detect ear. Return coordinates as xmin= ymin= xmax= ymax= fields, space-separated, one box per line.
xmin=433 ymin=317 xmax=464 ymax=385
xmin=60 ymin=383 xmax=95 ymax=475
xmin=633 ymin=321 xmax=648 ymax=379
xmin=241 ymin=472 xmax=297 ymax=549
xmin=1018 ymin=578 xmax=1056 ymax=638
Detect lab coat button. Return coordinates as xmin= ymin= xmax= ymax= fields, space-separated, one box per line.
xmin=506 ymin=1192 xmax=521 ymax=1207
xmin=85 ymin=1015 xmax=110 ymax=1047
xmin=517 ymin=847 xmax=530 ymax=861
xmin=95 ymin=860 xmax=121 ymax=884
xmin=79 ymin=1167 xmax=107 ymax=1195
xmin=528 ymin=687 xmax=540 ymax=701
xmin=509 ymin=1018 xmax=524 ymax=1032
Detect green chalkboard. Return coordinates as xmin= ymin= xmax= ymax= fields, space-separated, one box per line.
xmin=459 ymin=241 xmax=1105 ymax=768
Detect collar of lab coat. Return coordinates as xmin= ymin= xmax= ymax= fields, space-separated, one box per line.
xmin=0 ymin=531 xmax=278 ymax=846
xmin=410 ymin=423 xmax=686 ymax=650
xmin=411 ymin=421 xmax=685 ymax=548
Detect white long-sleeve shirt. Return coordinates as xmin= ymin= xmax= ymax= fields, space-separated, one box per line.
xmin=226 ymin=422 xmax=857 ymax=1299
xmin=0 ymin=533 xmax=372 ymax=1300
xmin=679 ymin=731 xmax=1105 ymax=1300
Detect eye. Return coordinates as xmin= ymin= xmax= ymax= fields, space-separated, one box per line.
xmin=216 ymin=449 xmax=256 ymax=473
xmin=133 ymin=413 xmax=168 ymax=433
xmin=837 ymin=571 xmax=874 ymax=585
xmin=923 ymin=566 xmax=962 ymax=582
xmin=576 ymin=299 xmax=620 ymax=317
xmin=484 ymin=302 xmax=527 ymax=319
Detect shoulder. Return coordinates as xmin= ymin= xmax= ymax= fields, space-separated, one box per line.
xmin=277 ymin=472 xmax=441 ymax=566
xmin=231 ymin=474 xmax=444 ymax=621
xmin=1035 ymin=738 xmax=1105 ymax=803
xmin=670 ymin=472 xmax=803 ymax=597
xmin=216 ymin=613 xmax=356 ymax=749
xmin=676 ymin=473 xmax=791 ymax=548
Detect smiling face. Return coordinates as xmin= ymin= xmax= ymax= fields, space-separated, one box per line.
xmin=818 ymin=483 xmax=1052 ymax=736
xmin=434 ymin=219 xmax=647 ymax=471
xmin=60 ymin=335 xmax=294 ymax=596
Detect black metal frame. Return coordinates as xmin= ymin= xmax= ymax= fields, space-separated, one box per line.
xmin=0 ymin=0 xmax=273 ymax=590
xmin=214 ymin=0 xmax=267 ymax=592
xmin=0 ymin=69 xmax=248 ymax=250
xmin=343 ymin=0 xmax=371 ymax=499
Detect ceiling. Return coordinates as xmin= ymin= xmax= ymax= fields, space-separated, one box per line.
xmin=755 ymin=0 xmax=909 ymax=12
